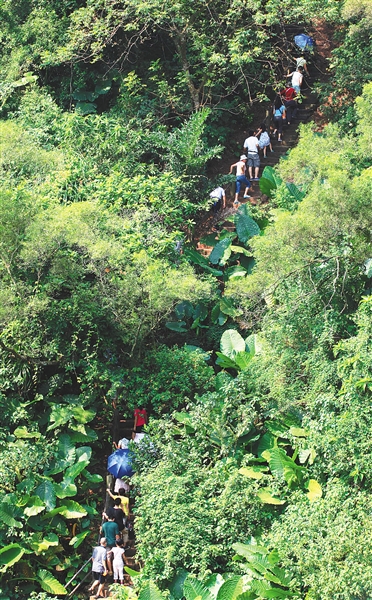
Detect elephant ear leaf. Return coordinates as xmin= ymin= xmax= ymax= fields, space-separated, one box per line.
xmin=235 ymin=206 xmax=260 ymax=243
xmin=37 ymin=569 xmax=67 ymax=595
xmin=209 ymin=238 xmax=232 ymax=265
xmin=220 ymin=329 xmax=245 ymax=359
xmin=216 ymin=576 xmax=243 ymax=600
xmin=306 ymin=479 xmax=322 ymax=502
xmin=257 ymin=488 xmax=286 ymax=505
xmin=0 ymin=544 xmax=24 ymax=569
xmin=138 ymin=581 xmax=166 ymax=600
xmin=183 ymin=577 xmax=214 ymax=600
xmin=35 ymin=480 xmax=56 ymax=511
xmin=259 ymin=166 xmax=282 ymax=197
xmin=0 ymin=502 xmax=22 ymax=528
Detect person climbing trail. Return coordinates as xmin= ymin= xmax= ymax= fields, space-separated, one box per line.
xmin=287 ymin=66 xmax=304 ymax=93
xmin=112 ymin=539 xmax=127 ymax=586
xmin=280 ymin=85 xmax=298 ymax=125
xmin=89 ymin=538 xmax=108 ymax=599
xmin=209 ymin=186 xmax=226 ymax=212
xmin=256 ymin=123 xmax=273 ymax=158
xmin=272 ymin=96 xmax=286 ymax=142
xmin=243 ymin=130 xmax=260 ymax=180
xmin=132 ymin=406 xmax=148 ymax=439
xmin=229 ymin=155 xmax=251 ymax=206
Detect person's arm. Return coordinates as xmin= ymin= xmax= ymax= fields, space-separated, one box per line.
xmin=107 ymin=488 xmax=115 ymax=500
xmin=222 ymin=191 xmax=226 ymax=208
xmin=229 ymin=162 xmax=237 ymax=174
xmin=133 ymin=412 xmax=138 ymax=432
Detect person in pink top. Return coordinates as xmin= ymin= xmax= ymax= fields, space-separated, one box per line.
xmin=133 ymin=406 xmax=148 ymax=438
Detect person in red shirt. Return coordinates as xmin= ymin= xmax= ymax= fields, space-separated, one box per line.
xmin=133 ymin=406 xmax=148 ymax=436
xmin=280 ymin=86 xmax=298 ymax=125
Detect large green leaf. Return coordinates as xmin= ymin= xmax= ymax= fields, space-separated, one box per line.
xmin=306 ymin=479 xmax=322 ymax=502
xmin=235 ymin=209 xmax=260 ymax=243
xmin=183 ymin=576 xmax=214 ymax=600
xmin=259 ymin=166 xmax=283 ymax=197
xmin=257 ymin=433 xmax=275 ymax=456
xmin=23 ymin=496 xmax=46 ymax=517
xmin=286 ymin=182 xmax=305 ymax=203
xmin=58 ymin=500 xmax=87 ymax=519
xmin=138 ymin=581 xmax=165 ymax=600
xmin=169 ymin=569 xmax=190 ymax=600
xmin=239 ymin=467 xmax=265 ymax=480
xmin=185 ymin=248 xmax=223 ymax=275
xmin=37 ymin=569 xmax=67 ymax=595
xmin=257 ymin=488 xmax=285 ymax=505
xmin=53 ymin=481 xmax=78 ymax=499
xmin=220 ymin=329 xmax=246 ymax=359
xmin=234 ymin=351 xmax=253 ymax=371
xmin=219 ymin=297 xmax=242 ymax=318
xmin=166 ymin=321 xmax=188 ymax=332
xmin=0 ymin=544 xmax=24 ymax=568
xmin=58 ymin=434 xmax=76 ymax=462
xmin=13 ymin=427 xmax=41 ymax=439
xmin=35 ymin=480 xmax=56 ymax=511
xmin=215 ymin=352 xmax=239 ymax=371
xmin=69 ymin=529 xmax=91 ymax=548
xmin=0 ymin=503 xmax=22 ymax=528
xmin=216 ymin=576 xmax=243 ymax=600
xmin=209 ymin=238 xmax=232 ymax=265
xmin=71 ymin=407 xmax=96 ymax=424
xmin=63 ymin=460 xmax=90 ymax=482
xmin=76 ymin=446 xmax=92 ymax=462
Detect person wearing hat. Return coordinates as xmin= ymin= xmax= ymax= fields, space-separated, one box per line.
xmin=229 ymin=155 xmax=251 ymax=206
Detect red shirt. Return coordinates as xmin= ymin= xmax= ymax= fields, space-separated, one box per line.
xmin=280 ymin=87 xmax=296 ymax=101
xmin=134 ymin=408 xmax=147 ymax=426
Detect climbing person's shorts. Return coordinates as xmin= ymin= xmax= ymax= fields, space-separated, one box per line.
xmin=93 ymin=571 xmax=106 ymax=583
xmin=236 ymin=175 xmax=251 ymax=194
xmin=247 ymin=152 xmax=260 ymax=168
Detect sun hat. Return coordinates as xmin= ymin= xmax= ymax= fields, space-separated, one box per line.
xmin=240 ymin=154 xmax=247 ymax=160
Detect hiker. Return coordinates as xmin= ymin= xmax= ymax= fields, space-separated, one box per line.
xmin=243 ymin=130 xmax=260 ymax=180
xmin=88 ymin=537 xmax=108 ymax=598
xmin=229 ymin=155 xmax=251 ymax=206
xmin=107 ymin=487 xmax=130 ymax=518
xmin=132 ymin=406 xmax=148 ymax=439
xmin=114 ymin=436 xmax=129 ymax=450
xmin=287 ymin=66 xmax=304 ymax=93
xmin=114 ymin=477 xmax=130 ymax=494
xmin=296 ymin=56 xmax=309 ymax=76
xmin=112 ymin=539 xmax=127 ymax=585
xmin=272 ymin=96 xmax=286 ymax=142
xmin=209 ymin=186 xmax=226 ymax=212
xmin=280 ymin=86 xmax=297 ymax=125
xmin=101 ymin=509 xmax=120 ymax=574
xmin=255 ymin=123 xmax=273 ymax=158
xmin=103 ymin=497 xmax=126 ymax=531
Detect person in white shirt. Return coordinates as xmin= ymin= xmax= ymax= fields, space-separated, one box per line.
xmin=209 ymin=186 xmax=226 ymax=212
xmin=229 ymin=155 xmax=251 ymax=206
xmin=243 ymin=130 xmax=260 ymax=180
xmin=287 ymin=66 xmax=303 ymax=93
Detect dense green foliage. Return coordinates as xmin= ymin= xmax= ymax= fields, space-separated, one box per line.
xmin=1 ymin=1 xmax=372 ymax=599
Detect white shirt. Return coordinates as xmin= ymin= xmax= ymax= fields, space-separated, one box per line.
xmin=210 ymin=187 xmax=224 ymax=200
xmin=292 ymin=71 xmax=303 ymax=87
xmin=244 ymin=136 xmax=259 ymax=153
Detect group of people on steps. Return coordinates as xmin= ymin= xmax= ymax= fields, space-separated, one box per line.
xmin=210 ymin=55 xmax=309 ymax=209
xmin=88 ymin=407 xmax=148 ymax=598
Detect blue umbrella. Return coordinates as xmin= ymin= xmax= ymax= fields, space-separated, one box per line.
xmin=294 ymin=34 xmax=314 ymax=51
xmin=107 ymin=449 xmax=135 ymax=478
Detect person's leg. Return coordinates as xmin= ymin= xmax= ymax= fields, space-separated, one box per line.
xmin=107 ymin=549 xmax=113 ymax=575
xmin=119 ymin=564 xmax=124 ymax=585
xmin=89 ymin=573 xmax=100 ymax=593
xmin=235 ymin=177 xmax=241 ymax=203
xmin=255 ymin=166 xmax=259 ymax=178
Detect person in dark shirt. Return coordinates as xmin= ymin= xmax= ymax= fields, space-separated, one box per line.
xmin=101 ymin=509 xmax=120 ymax=574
